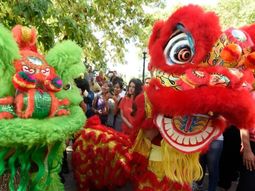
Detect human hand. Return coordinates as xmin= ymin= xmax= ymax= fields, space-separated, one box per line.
xmin=243 ymin=148 xmax=255 ymax=171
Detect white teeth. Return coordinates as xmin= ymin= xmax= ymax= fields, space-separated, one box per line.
xmin=206 ymin=126 xmax=213 ymax=133
xmin=190 ymin=137 xmax=197 ymax=145
xmin=184 ymin=137 xmax=190 ymax=145
xmin=201 ymin=131 xmax=209 ymax=139
xmin=156 ymin=114 xmax=222 ymax=153
xmin=166 ymin=128 xmax=174 ymax=136
xmin=164 ymin=117 xmax=172 ymax=124
xmin=196 ymin=134 xmax=203 ymax=143
xmin=176 ymin=134 xmax=185 ymax=144
xmin=164 ymin=123 xmax=172 ymax=131
xmin=156 ymin=115 xmax=163 ymax=127
xmin=172 ymin=133 xmax=179 ymax=141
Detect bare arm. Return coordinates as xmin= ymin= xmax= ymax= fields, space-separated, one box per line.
xmin=240 ymin=129 xmax=255 ymax=171
xmin=79 ymin=101 xmax=87 ymax=113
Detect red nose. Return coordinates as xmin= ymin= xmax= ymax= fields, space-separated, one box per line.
xmin=34 ymin=73 xmax=46 ymax=82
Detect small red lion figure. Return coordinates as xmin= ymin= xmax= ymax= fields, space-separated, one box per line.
xmin=0 ymin=25 xmax=69 ymax=119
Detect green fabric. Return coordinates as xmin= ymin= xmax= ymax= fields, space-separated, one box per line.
xmin=0 ymin=105 xmax=16 ymax=116
xmin=23 ymin=91 xmax=52 ymax=119
xmin=46 ymin=40 xmax=86 ymax=106
xmin=0 ymin=106 xmax=85 ymax=147
xmin=0 ymin=25 xmax=20 ymax=97
xmin=46 ymin=40 xmax=85 ymax=83
xmin=0 ymin=144 xmax=64 ymax=191
xmin=30 ymin=146 xmax=46 ymax=190
xmin=8 ymin=149 xmax=20 ymax=191
xmin=0 ymin=148 xmax=11 ymax=175
xmin=17 ymin=149 xmax=33 ymax=191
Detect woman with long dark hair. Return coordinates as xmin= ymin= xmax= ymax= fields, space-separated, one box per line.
xmin=119 ymin=78 xmax=143 ymax=135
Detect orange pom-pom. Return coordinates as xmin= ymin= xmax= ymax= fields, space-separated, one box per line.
xmin=244 ymin=52 xmax=255 ymax=69
xmin=220 ymin=44 xmax=242 ymax=63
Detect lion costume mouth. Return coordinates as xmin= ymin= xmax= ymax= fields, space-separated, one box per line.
xmin=155 ymin=114 xmax=221 ymax=153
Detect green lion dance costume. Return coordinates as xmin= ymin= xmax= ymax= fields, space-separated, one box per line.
xmin=0 ymin=24 xmax=86 ymax=190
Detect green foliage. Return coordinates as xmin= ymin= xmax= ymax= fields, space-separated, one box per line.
xmin=0 ymin=0 xmax=162 ymax=69
xmin=213 ymin=0 xmax=255 ymax=29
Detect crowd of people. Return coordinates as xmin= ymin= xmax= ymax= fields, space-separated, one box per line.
xmin=75 ymin=65 xmax=147 ymax=136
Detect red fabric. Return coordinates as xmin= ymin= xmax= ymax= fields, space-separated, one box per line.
xmin=241 ymin=24 xmax=255 ymax=50
xmin=72 ymin=118 xmax=132 ymax=190
xmin=250 ymin=128 xmax=255 ymax=142
xmin=146 ymin=79 xmax=255 ymax=131
xmin=12 ymin=25 xmax=38 ymax=52
xmin=119 ymin=96 xmax=135 ymax=135
xmin=96 ymin=75 xmax=105 ymax=86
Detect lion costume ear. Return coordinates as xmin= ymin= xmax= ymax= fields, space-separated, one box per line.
xmin=241 ymin=23 xmax=255 ymax=48
xmin=148 ymin=20 xmax=164 ymax=50
xmin=11 ymin=25 xmax=37 ymax=52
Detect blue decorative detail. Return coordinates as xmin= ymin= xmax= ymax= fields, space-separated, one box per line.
xmin=231 ymin=29 xmax=247 ymax=42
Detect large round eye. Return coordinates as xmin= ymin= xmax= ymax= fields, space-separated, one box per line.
xmin=164 ymin=31 xmax=194 ymax=65
xmin=22 ymin=65 xmax=35 ymax=74
xmin=63 ymin=83 xmax=72 ymax=90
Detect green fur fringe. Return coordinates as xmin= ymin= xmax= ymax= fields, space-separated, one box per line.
xmin=0 ymin=25 xmax=20 ymax=97
xmin=0 ymin=142 xmax=66 ymax=191
xmin=0 ymin=106 xmax=85 ymax=147
xmin=46 ymin=40 xmax=85 ymax=106
xmin=46 ymin=40 xmax=86 ymax=82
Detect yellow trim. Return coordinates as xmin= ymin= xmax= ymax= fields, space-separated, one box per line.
xmin=179 ymin=74 xmax=196 ymax=88
xmin=144 ymin=92 xmax=153 ymax=118
xmin=13 ymin=75 xmax=36 ymax=89
xmin=161 ymin=140 xmax=202 ymax=184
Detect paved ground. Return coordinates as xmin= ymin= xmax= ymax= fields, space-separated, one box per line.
xmin=63 ymin=150 xmax=238 ymax=191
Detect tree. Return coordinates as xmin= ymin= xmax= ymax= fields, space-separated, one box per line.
xmin=214 ymin=0 xmax=255 ymax=29
xmin=0 ymin=0 xmax=163 ymax=69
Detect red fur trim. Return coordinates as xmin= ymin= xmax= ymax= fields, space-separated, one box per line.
xmin=72 ymin=121 xmax=132 ymax=190
xmin=133 ymin=167 xmax=191 ymax=191
xmin=44 ymin=80 xmax=62 ymax=92
xmin=0 ymin=97 xmax=14 ymax=105
xmin=241 ymin=23 xmax=255 ymax=50
xmin=59 ymin=98 xmax=70 ymax=106
xmin=15 ymin=93 xmax=24 ymax=117
xmin=149 ymin=5 xmax=221 ymax=73
xmin=85 ymin=115 xmax=101 ymax=126
xmin=23 ymin=89 xmax=35 ymax=118
xmin=148 ymin=20 xmax=165 ymax=50
xmin=56 ymin=109 xmax=70 ymax=116
xmin=146 ymin=79 xmax=255 ymax=130
xmin=0 ymin=112 xmax=14 ymax=119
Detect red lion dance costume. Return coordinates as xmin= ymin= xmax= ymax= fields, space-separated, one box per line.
xmin=72 ymin=5 xmax=255 ymax=191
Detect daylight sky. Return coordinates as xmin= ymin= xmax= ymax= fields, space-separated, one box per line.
xmin=109 ymin=0 xmax=219 ymax=82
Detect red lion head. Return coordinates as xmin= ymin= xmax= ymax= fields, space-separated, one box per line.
xmin=143 ymin=5 xmax=255 ymax=153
